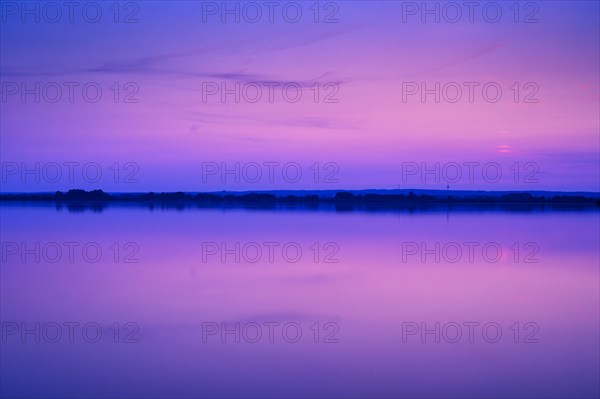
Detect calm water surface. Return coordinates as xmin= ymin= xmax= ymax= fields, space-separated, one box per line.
xmin=1 ymin=204 xmax=599 ymax=398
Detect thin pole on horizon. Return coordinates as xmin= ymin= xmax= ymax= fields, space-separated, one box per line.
xmin=447 ymin=184 xmax=451 ymax=224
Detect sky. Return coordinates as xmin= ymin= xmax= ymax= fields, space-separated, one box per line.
xmin=0 ymin=0 xmax=599 ymax=192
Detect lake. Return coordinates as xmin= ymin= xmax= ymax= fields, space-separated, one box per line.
xmin=1 ymin=203 xmax=599 ymax=398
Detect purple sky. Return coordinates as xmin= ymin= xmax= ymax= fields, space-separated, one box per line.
xmin=1 ymin=1 xmax=599 ymax=192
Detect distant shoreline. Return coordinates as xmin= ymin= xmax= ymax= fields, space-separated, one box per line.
xmin=1 ymin=189 xmax=599 ymax=206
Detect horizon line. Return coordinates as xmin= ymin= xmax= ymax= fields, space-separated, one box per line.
xmin=1 ymin=188 xmax=600 ymax=195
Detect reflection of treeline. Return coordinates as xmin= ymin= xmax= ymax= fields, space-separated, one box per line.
xmin=1 ymin=189 xmax=599 ymax=206
xmin=331 ymin=192 xmax=600 ymax=205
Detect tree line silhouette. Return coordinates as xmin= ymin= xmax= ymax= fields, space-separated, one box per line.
xmin=1 ymin=189 xmax=599 ymax=206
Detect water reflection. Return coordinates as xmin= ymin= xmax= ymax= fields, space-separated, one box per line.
xmin=1 ymin=204 xmax=598 ymax=398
